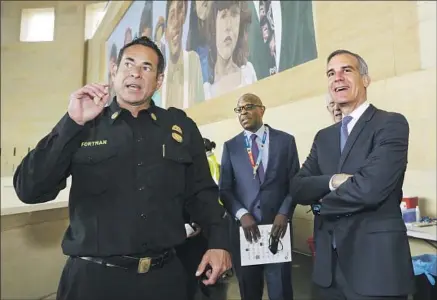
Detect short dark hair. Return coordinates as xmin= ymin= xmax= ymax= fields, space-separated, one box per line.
xmin=116 ymin=36 xmax=166 ymax=75
xmin=327 ymin=49 xmax=368 ymax=75
xmin=203 ymin=138 xmax=216 ymax=152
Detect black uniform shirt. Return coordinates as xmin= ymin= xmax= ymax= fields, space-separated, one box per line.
xmin=13 ymin=99 xmax=229 ymax=257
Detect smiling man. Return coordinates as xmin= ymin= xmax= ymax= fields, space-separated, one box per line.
xmin=13 ymin=36 xmax=231 ymax=300
xmin=220 ymin=93 xmax=300 ymax=300
xmin=291 ymin=49 xmax=414 ymax=299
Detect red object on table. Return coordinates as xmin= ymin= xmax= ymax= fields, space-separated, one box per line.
xmin=402 ymin=196 xmax=418 ymax=209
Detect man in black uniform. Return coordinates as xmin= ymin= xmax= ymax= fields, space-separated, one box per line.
xmin=13 ymin=36 xmax=232 ymax=300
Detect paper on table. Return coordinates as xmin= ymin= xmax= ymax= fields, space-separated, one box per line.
xmin=239 ymin=224 xmax=292 ymax=266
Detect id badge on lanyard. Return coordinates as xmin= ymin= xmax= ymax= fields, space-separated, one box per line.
xmin=244 ymin=128 xmax=267 ymax=179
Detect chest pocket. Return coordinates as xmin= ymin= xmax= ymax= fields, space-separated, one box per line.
xmin=71 ymin=148 xmax=118 ymax=196
xmin=145 ymin=140 xmax=193 ymax=195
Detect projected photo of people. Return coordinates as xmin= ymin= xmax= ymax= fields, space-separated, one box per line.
xmin=105 ymin=0 xmax=318 ymax=109
xmin=203 ymin=1 xmax=257 ymax=100
xmin=161 ymin=0 xmax=204 ymax=109
xmin=259 ymin=0 xmax=277 ymax=75
xmin=139 ymin=0 xmax=153 ymax=39
xmin=186 ymin=1 xmax=214 ymax=83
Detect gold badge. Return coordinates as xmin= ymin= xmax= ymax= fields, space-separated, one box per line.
xmin=111 ymin=111 xmax=119 ymax=120
xmin=172 ymin=132 xmax=183 ymax=143
xmin=172 ymin=125 xmax=182 ymax=134
xmin=151 ymin=113 xmax=157 ymax=121
xmin=137 ymin=257 xmax=151 ymax=274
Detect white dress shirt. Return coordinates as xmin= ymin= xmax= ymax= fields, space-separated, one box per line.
xmin=329 ymin=102 xmax=370 ymax=190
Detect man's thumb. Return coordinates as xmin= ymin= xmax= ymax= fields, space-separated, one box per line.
xmin=195 ymin=255 xmax=208 ymax=276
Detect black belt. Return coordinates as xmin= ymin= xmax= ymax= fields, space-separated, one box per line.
xmin=76 ymin=249 xmax=175 ymax=274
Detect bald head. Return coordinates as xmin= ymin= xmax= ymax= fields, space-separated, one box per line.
xmin=238 ymin=93 xmax=263 ymax=106
xmin=235 ymin=93 xmax=265 ymax=132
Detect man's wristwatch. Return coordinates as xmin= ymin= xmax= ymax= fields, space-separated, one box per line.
xmin=310 ymin=204 xmax=321 ymax=216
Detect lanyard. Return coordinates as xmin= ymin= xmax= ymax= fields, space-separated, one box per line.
xmin=244 ymin=128 xmax=267 ymax=178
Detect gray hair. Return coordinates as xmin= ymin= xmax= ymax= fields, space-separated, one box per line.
xmin=327 ymin=49 xmax=369 ymax=75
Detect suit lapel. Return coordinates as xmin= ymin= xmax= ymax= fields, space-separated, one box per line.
xmin=328 ymin=123 xmax=342 ymax=165
xmin=338 ymin=105 xmax=377 ymax=170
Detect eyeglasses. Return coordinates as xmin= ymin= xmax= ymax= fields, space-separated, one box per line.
xmin=234 ymin=104 xmax=264 ymax=114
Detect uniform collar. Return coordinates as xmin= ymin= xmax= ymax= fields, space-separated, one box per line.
xmin=108 ymin=97 xmax=160 ymax=125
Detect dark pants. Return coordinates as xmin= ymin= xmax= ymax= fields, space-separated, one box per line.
xmin=177 ymin=234 xmax=208 ymax=299
xmin=193 ymin=282 xmax=229 ymax=300
xmin=235 ymin=262 xmax=293 ymax=300
xmin=318 ymin=249 xmax=408 ymax=300
xmin=56 ymin=255 xmax=187 ymax=300
xmin=176 ymin=234 xmax=229 ymax=300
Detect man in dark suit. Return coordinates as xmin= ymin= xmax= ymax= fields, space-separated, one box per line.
xmin=291 ymin=49 xmax=415 ymax=299
xmin=220 ymin=93 xmax=300 ymax=300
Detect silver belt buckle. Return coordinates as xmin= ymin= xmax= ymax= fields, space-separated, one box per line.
xmin=137 ymin=257 xmax=151 ymax=274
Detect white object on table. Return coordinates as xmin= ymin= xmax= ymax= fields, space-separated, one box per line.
xmin=1 ymin=176 xmax=70 ymax=216
xmin=406 ymin=223 xmax=437 ymax=242
xmin=239 ymin=224 xmax=292 ymax=266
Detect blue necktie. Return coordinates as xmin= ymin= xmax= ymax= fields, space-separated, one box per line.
xmin=331 ymin=115 xmax=353 ymax=249
xmin=251 ymin=134 xmax=265 ymax=182
xmin=340 ymin=116 xmax=353 ymax=152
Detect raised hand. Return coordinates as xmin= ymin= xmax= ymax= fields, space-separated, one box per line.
xmin=68 ymin=83 xmax=110 ymax=125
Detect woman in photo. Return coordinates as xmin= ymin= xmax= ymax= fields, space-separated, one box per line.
xmin=186 ymin=1 xmax=214 ymax=83
xmin=203 ymin=1 xmax=257 ymax=100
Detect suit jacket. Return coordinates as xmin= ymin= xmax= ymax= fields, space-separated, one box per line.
xmin=291 ymin=104 xmax=415 ymax=296
xmin=220 ymin=125 xmax=300 ymax=224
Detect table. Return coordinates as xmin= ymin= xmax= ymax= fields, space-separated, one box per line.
xmin=406 ymin=224 xmax=437 ymax=249
xmin=1 ymin=176 xmax=70 ymax=216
